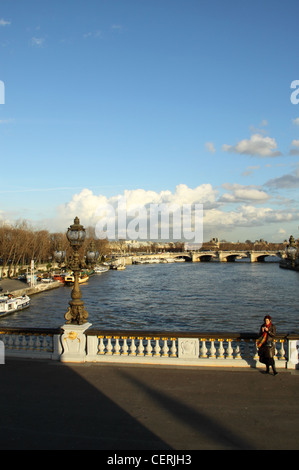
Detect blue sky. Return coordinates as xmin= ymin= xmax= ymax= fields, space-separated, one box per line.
xmin=0 ymin=0 xmax=298 ymax=242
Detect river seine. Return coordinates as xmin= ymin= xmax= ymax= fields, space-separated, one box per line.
xmin=1 ymin=260 xmax=298 ymax=333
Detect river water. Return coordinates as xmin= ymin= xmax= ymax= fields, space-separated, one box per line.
xmin=1 ymin=260 xmax=298 ymax=334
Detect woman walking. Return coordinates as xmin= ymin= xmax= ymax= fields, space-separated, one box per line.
xmin=257 ymin=315 xmax=278 ymax=375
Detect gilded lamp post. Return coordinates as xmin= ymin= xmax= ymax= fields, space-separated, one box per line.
xmin=64 ymin=217 xmax=88 ymax=325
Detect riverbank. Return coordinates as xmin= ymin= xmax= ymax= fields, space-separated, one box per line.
xmin=0 ymin=278 xmax=62 ymax=296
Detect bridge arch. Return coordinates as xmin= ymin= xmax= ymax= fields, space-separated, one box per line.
xmin=172 ymin=254 xmax=192 ymax=262
xmin=192 ymin=252 xmax=218 ymax=262
xmin=217 ymin=251 xmax=248 ymax=262
xmin=250 ymin=252 xmax=281 ymax=262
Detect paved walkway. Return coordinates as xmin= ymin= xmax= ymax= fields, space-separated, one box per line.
xmin=0 ymin=278 xmax=27 ymax=293
xmin=0 ymin=358 xmax=298 ymax=450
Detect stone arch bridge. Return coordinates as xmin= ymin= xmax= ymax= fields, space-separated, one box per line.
xmin=130 ymin=250 xmax=283 ymax=264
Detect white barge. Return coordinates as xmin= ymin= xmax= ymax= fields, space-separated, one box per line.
xmin=0 ymin=294 xmax=31 ymax=318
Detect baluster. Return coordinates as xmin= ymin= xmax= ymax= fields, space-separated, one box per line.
xmin=235 ymin=340 xmax=242 ymax=360
xmin=137 ymin=337 xmax=144 ymax=356
xmin=14 ymin=334 xmax=21 ymax=349
xmin=35 ymin=334 xmax=42 ymax=350
xmin=106 ymin=336 xmax=113 ymax=355
xmin=209 ymin=338 xmax=216 ymax=359
xmin=45 ymin=335 xmax=52 ymax=352
xmin=217 ymin=339 xmax=225 ymax=359
xmin=170 ymin=338 xmax=177 ymax=357
xmin=153 ymin=338 xmax=161 ymax=357
xmin=278 ymin=340 xmax=286 ymax=361
xmin=7 ymin=334 xmax=14 ymax=349
xmin=41 ymin=334 xmax=48 ymax=351
xmin=145 ymin=337 xmax=152 ymax=356
xmin=162 ymin=338 xmax=169 ymax=357
xmin=28 ymin=334 xmax=34 ymax=350
xmin=226 ymin=339 xmax=233 ymax=359
xmin=21 ymin=334 xmax=27 ymax=349
xmin=114 ymin=336 xmax=120 ymax=355
xmin=97 ymin=336 xmax=105 ymax=355
xmin=253 ymin=340 xmax=259 ymax=361
xmin=200 ymin=338 xmax=208 ymax=358
xmin=121 ymin=337 xmax=128 ymax=356
xmin=129 ymin=337 xmax=136 ymax=356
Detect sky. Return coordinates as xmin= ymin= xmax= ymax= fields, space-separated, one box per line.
xmin=0 ymin=0 xmax=299 ymax=242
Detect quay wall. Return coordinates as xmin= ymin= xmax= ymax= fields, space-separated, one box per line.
xmin=11 ymin=281 xmax=62 ymax=297
xmin=1 ymin=278 xmax=62 ymax=297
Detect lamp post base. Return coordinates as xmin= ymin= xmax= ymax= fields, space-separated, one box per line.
xmin=60 ymin=322 xmax=92 ymax=363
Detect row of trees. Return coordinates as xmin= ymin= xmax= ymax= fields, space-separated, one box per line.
xmin=0 ymin=221 xmax=110 ymax=277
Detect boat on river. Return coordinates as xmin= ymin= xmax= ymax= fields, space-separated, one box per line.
xmin=94 ymin=266 xmax=110 ymax=274
xmin=116 ymin=264 xmax=126 ymax=270
xmin=53 ymin=273 xmax=69 ymax=284
xmin=64 ymin=273 xmax=89 ymax=286
xmin=0 ymin=294 xmax=31 ymax=318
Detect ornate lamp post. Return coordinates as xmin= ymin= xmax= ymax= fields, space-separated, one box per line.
xmin=58 ymin=217 xmax=100 ymax=362
xmin=64 ymin=217 xmax=89 ymax=325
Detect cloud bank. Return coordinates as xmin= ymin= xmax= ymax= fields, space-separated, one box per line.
xmin=52 ymin=183 xmax=298 ymax=241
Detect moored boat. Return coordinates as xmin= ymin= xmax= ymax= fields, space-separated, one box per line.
xmin=64 ymin=273 xmax=89 ymax=286
xmin=116 ymin=264 xmax=126 ymax=270
xmin=0 ymin=294 xmax=31 ymax=318
xmin=53 ymin=273 xmax=69 ymax=284
xmin=94 ymin=266 xmax=110 ymax=274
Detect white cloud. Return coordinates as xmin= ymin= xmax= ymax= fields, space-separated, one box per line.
xmin=204 ymin=205 xmax=297 ymax=230
xmin=0 ymin=19 xmax=11 ymax=26
xmin=53 ymin=182 xmax=299 ymax=242
xmin=0 ymin=118 xmax=14 ymax=124
xmin=289 ymin=139 xmax=299 ymax=156
xmin=31 ymin=37 xmax=45 ymax=47
xmin=58 ymin=184 xmax=218 ymax=224
xmin=222 ymin=134 xmax=282 ymax=158
xmin=292 ymin=117 xmax=299 ymax=126
xmin=83 ymin=30 xmax=102 ymax=39
xmin=205 ymin=142 xmax=216 ymax=153
xmin=111 ymin=24 xmax=123 ymax=31
xmin=242 ymin=165 xmax=260 ymax=176
xmin=219 ymin=183 xmax=269 ymax=203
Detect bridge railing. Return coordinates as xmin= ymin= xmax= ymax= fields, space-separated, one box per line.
xmin=0 ymin=327 xmax=63 ymax=361
xmin=1 ymin=326 xmax=298 ymax=369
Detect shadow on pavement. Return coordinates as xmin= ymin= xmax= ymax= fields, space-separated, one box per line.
xmin=0 ymin=359 xmax=170 ymax=450
xmin=116 ymin=368 xmax=255 ymax=450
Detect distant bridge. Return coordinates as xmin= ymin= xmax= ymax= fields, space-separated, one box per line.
xmin=129 ymin=250 xmax=284 ymax=264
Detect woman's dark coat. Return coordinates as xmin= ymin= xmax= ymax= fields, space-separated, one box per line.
xmin=258 ymin=323 xmax=276 ymax=362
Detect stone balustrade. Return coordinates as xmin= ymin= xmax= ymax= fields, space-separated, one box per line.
xmin=1 ymin=326 xmax=298 ymax=369
xmin=0 ymin=327 xmax=63 ymax=361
